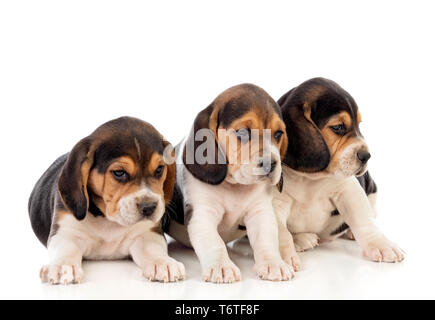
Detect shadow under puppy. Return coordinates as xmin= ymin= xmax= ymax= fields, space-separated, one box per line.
xmin=273 ymin=77 xmax=405 ymax=264
xmin=28 ymin=116 xmax=185 ymax=284
xmin=165 ymin=84 xmax=294 ymax=283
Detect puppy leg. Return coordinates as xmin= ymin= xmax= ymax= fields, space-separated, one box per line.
xmin=335 ymin=179 xmax=405 ymax=263
xmin=130 ymin=231 xmax=185 ymax=282
xmin=293 ymin=232 xmax=320 ymax=252
xmin=188 ymin=207 xmax=241 ymax=283
xmin=41 ymin=235 xmax=83 ymax=285
xmin=342 ymin=193 xmax=377 ymax=241
xmin=245 ymin=207 xmax=295 ymax=281
xmin=273 ymin=200 xmax=301 ymax=271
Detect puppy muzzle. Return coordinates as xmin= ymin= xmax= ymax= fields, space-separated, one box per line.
xmin=115 ymin=187 xmax=164 ymax=226
xmin=338 ymin=138 xmax=371 ymax=177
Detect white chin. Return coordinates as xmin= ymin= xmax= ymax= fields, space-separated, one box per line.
xmin=108 ymin=213 xmax=141 ymax=226
xmin=231 ymin=172 xmax=259 ymax=185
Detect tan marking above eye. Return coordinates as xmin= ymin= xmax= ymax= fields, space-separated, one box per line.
xmin=268 ymin=113 xmax=286 ymax=136
xmin=107 ymin=156 xmax=137 ymax=177
xmin=226 ymin=111 xmax=262 ymax=131
xmin=327 ymin=111 xmax=352 ymax=129
xmin=148 ymin=152 xmax=165 ymax=177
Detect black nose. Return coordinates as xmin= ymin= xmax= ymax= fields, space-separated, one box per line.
xmin=258 ymin=160 xmax=277 ymax=173
xmin=357 ymin=151 xmax=371 ymax=164
xmin=138 ymin=202 xmax=157 ymax=217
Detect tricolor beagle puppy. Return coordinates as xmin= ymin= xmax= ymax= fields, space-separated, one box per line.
xmin=165 ymin=84 xmax=294 ymax=283
xmin=28 ymin=117 xmax=185 ymax=284
xmin=273 ymin=78 xmax=405 ymax=264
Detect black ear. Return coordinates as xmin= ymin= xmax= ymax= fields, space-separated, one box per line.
xmin=58 ymin=137 xmax=95 ymax=220
xmin=183 ymin=103 xmax=227 ymax=184
xmin=279 ymin=89 xmax=330 ymax=172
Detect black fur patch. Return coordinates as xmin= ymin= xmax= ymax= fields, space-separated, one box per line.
xmin=161 ymin=183 xmax=185 ymax=232
xmin=357 ymin=171 xmax=377 ymax=195
xmin=331 ymin=209 xmax=339 ymax=216
xmin=330 ymin=222 xmax=349 ymax=236
xmin=28 ymin=154 xmax=68 ymax=247
xmin=88 ymin=198 xmax=105 ymax=217
xmin=182 ymin=104 xmax=228 ymax=185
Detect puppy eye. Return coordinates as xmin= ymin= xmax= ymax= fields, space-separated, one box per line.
xmin=154 ymin=165 xmax=164 ymax=178
xmin=236 ymin=128 xmax=251 ymax=140
xmin=274 ymin=130 xmax=284 ymax=142
xmin=330 ymin=124 xmax=346 ymax=135
xmin=111 ymin=170 xmax=129 ymax=182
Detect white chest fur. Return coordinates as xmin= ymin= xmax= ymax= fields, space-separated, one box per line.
xmin=273 ymin=166 xmax=352 ymax=236
xmin=183 ymin=169 xmax=273 ymax=243
xmin=54 ymin=214 xmax=157 ymax=260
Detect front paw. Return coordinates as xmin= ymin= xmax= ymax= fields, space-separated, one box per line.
xmin=293 ymin=232 xmax=320 ymax=252
xmin=255 ymin=258 xmax=295 ymax=281
xmin=202 ymin=260 xmax=241 ymax=283
xmin=40 ymin=264 xmax=83 ymax=285
xmin=362 ymin=238 xmax=405 ymax=263
xmin=281 ymin=249 xmax=302 ymax=272
xmin=142 ymin=257 xmax=186 ymax=282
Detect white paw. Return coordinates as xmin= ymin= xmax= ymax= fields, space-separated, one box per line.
xmin=202 ymin=259 xmax=241 ymax=283
xmin=40 ymin=264 xmax=83 ymax=285
xmin=281 ymin=249 xmax=302 ymax=272
xmin=362 ymin=238 xmax=405 ymax=263
xmin=255 ymin=259 xmax=295 ymax=281
xmin=293 ymin=233 xmax=320 ymax=252
xmin=142 ymin=257 xmax=186 ymax=282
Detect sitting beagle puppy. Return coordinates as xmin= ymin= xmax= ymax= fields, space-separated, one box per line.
xmin=165 ymin=84 xmax=295 ymax=283
xmin=28 ymin=117 xmax=185 ymax=284
xmin=273 ymin=78 xmax=405 ymax=264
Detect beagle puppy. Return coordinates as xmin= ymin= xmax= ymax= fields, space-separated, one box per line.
xmin=165 ymin=84 xmax=295 ymax=283
xmin=28 ymin=117 xmax=185 ymax=284
xmin=273 ymin=78 xmax=405 ymax=264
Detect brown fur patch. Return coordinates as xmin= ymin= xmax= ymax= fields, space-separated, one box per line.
xmin=151 ymin=223 xmax=164 ymax=234
xmin=327 ymin=111 xmax=352 ymax=128
xmin=147 ymin=152 xmax=163 ymax=176
xmin=217 ymin=110 xmax=286 ymax=178
xmin=268 ymin=112 xmax=287 ymax=160
xmin=320 ymin=114 xmax=361 ymax=173
xmin=229 ymin=111 xmax=262 ymax=132
xmin=87 ymin=156 xmax=143 ymax=218
xmin=357 ymin=110 xmax=362 ymax=124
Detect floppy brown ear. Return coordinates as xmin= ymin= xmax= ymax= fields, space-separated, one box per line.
xmin=280 ymin=91 xmax=330 ymax=172
xmin=183 ymin=103 xmax=227 ymax=184
xmin=58 ymin=137 xmax=95 ymax=220
xmin=162 ymin=141 xmax=176 ymax=205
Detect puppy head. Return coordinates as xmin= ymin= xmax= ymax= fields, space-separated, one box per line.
xmin=183 ymin=84 xmax=287 ymax=188
xmin=58 ymin=117 xmax=176 ymax=226
xmin=279 ymin=77 xmax=370 ymax=178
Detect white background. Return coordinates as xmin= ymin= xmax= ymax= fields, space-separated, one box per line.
xmin=0 ymin=0 xmax=434 ymax=299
